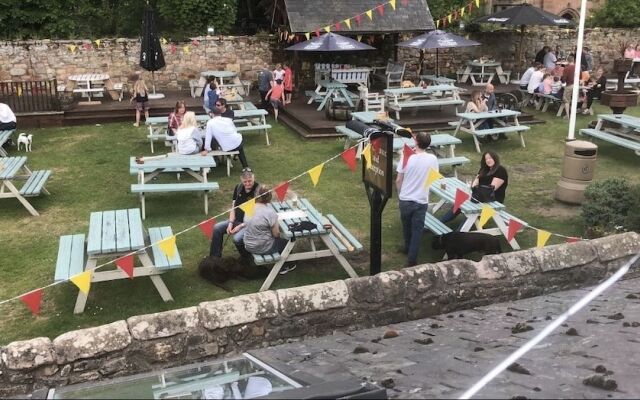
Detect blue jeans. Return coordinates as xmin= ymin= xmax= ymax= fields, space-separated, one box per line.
xmin=399 ymin=200 xmax=428 ymax=265
xmin=209 ymin=220 xmax=246 ymax=258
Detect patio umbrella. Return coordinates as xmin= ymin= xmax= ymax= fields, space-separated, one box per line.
xmin=140 ymin=5 xmax=166 ymax=99
xmin=473 ymin=4 xmax=574 ymax=74
xmin=396 ymin=30 xmax=481 ymax=77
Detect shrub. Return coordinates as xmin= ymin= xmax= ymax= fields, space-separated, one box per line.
xmin=581 ymin=178 xmax=636 ymax=237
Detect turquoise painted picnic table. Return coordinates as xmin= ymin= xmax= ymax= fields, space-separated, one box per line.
xmin=383 ymin=84 xmax=464 ymax=120
xmin=307 ymin=79 xmax=355 ymax=111
xmin=200 ymin=70 xmax=237 ymax=85
xmin=129 ymin=154 xmax=216 ymax=183
xmin=0 ymin=156 xmax=51 ymax=216
xmin=579 ymin=114 xmax=640 ymax=155
xmin=420 ymin=74 xmax=457 ymax=85
xmin=452 ymin=109 xmax=531 ymax=153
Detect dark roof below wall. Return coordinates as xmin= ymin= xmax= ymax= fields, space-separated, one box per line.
xmin=284 ymin=0 xmax=435 ymax=34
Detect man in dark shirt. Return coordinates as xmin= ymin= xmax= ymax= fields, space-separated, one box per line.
xmin=535 ymin=46 xmax=550 ymax=64
xmin=257 ymin=63 xmax=273 ymax=109
xmin=217 ymin=98 xmax=234 ymax=119
xmin=209 ymin=169 xmax=259 ymax=258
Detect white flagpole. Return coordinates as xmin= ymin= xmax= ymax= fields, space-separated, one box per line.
xmin=567 ymin=0 xmax=588 ymax=140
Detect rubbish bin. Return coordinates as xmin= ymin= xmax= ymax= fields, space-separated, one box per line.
xmin=555 ymin=140 xmax=598 ymax=204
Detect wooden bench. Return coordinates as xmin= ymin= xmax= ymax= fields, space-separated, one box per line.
xmin=19 ymin=170 xmax=52 ymax=197
xmin=388 ymin=99 xmax=464 ymax=120
xmin=242 ymin=102 xmax=257 ymax=110
xmin=534 ymin=93 xmax=564 ymax=115
xmin=149 ymin=226 xmax=183 ymax=270
xmin=466 ymin=125 xmax=530 ymax=137
xmin=112 ymin=82 xmax=126 ymax=102
xmin=335 ymin=125 xmax=365 ymax=149
xmin=130 ymin=182 xmax=220 ymax=219
xmin=423 ymin=213 xmax=453 ymax=235
xmin=54 ymin=234 xmax=86 ymax=282
xmin=207 ymin=149 xmax=240 ymax=177
xmin=189 ymin=79 xmax=205 ymax=98
xmin=372 ymin=60 xmax=406 ymax=88
xmin=580 ymin=128 xmax=640 ymax=155
xmin=236 ymin=124 xmax=272 ymax=145
xmin=0 ymin=130 xmax=14 ymax=156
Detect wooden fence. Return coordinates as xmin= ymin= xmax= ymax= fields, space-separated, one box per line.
xmin=0 ymin=80 xmax=61 ymax=113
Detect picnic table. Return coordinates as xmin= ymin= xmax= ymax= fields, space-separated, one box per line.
xmin=252 ymin=198 xmax=361 ymax=292
xmin=458 ymin=61 xmax=508 ymax=86
xmin=580 ymin=114 xmax=640 ymax=155
xmin=420 ymin=75 xmax=457 ymax=86
xmin=68 ymin=73 xmax=109 ymax=104
xmin=426 ymin=177 xmax=526 ymax=250
xmin=306 ymin=79 xmax=355 ymax=111
xmin=129 ymin=154 xmax=219 ymax=219
xmin=0 ymin=156 xmax=51 ymax=216
xmin=383 ymin=85 xmax=464 ymax=120
xmin=0 ymin=130 xmax=14 ymax=156
xmin=200 ymin=70 xmax=238 ymax=85
xmin=451 ymin=109 xmax=531 ymax=153
xmin=145 ymin=114 xmax=210 ymax=153
xmin=54 ymin=208 xmax=182 ymax=314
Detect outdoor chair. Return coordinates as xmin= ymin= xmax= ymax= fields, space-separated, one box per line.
xmin=372 ymin=60 xmax=406 ymax=88
xmin=357 ymin=85 xmax=385 ymax=112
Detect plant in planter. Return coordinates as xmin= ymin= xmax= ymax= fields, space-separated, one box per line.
xmin=600 ymin=39 xmax=638 ymax=114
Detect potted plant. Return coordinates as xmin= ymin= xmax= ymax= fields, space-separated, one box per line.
xmin=600 ymin=39 xmax=637 ymax=114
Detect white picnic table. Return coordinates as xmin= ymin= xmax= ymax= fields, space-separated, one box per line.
xmin=420 ymin=75 xmax=456 ymax=85
xmin=580 ymin=114 xmax=640 ymax=155
xmin=307 ymin=80 xmax=355 ymax=111
xmin=452 ymin=109 xmax=531 ymax=153
xmin=383 ymin=84 xmax=464 ymax=120
xmin=68 ymin=73 xmax=109 ymax=104
xmin=459 ymin=61 xmax=507 ymax=86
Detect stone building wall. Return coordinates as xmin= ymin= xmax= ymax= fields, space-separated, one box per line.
xmin=0 ymin=35 xmax=274 ymax=88
xmin=1 ymin=232 xmax=638 ymax=397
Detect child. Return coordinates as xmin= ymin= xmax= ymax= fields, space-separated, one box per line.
xmin=550 ymin=76 xmax=563 ymax=99
xmin=130 ymin=78 xmax=149 ymax=127
xmin=541 ymin=73 xmax=553 ymax=95
xmin=273 ymin=63 xmax=285 ymax=83
xmin=283 ymin=63 xmax=293 ymax=104
xmin=265 ymin=79 xmax=285 ymax=122
xmin=205 ymin=82 xmax=220 ymax=116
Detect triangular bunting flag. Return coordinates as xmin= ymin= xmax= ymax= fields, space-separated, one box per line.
xmin=308 ymin=163 xmax=325 ymax=187
xmin=436 ymin=19 xmax=440 ymax=28
xmin=20 ymin=289 xmax=43 ymax=315
xmin=362 ymin=143 xmax=372 ymax=169
xmin=357 ymin=34 xmax=363 ymax=42
xmin=537 ymin=230 xmax=552 ymax=248
xmin=366 ymin=9 xmax=373 ymax=20
xmin=115 ymin=254 xmax=135 ymax=279
xmin=460 ymin=7 xmax=465 ymax=17
xmin=478 ymin=206 xmax=496 ymax=229
xmin=376 ymin=4 xmax=385 ymax=16
xmin=402 ymin=144 xmax=414 ymax=168
xmin=389 ymin=0 xmax=396 ymax=10
xmin=305 ymin=32 xmax=310 ymax=40
xmin=161 ymin=37 xmax=168 ymax=45
xmin=239 ymin=198 xmax=256 ymax=218
xmin=442 ymin=17 xmax=447 ymax=27
xmin=315 ymin=29 xmax=321 ymax=37
xmin=323 ymin=25 xmax=331 ymax=33
xmin=344 ymin=19 xmax=351 ymax=29
xmin=274 ymin=181 xmax=290 ymax=201
xmin=198 ymin=219 xmax=216 ymax=240
xmin=453 ymin=189 xmax=470 ymax=213
xmin=83 ymin=43 xmax=92 ymax=51
xmin=475 ymin=0 xmax=480 ymax=8
xmin=71 ymin=271 xmax=92 ymax=295
xmin=170 ymin=44 xmax=177 ymax=54
xmin=447 ymin=14 xmax=452 ymax=23
xmin=401 ymin=0 xmax=409 ymax=5
xmin=425 ymin=168 xmax=443 ymax=187
xmin=335 ymin=22 xmax=341 ymax=31
xmin=158 ymin=235 xmax=177 ymax=259
xmin=183 ymin=45 xmax=190 ymax=54
xmin=371 ymin=137 xmax=383 ymax=154
xmin=341 ymin=148 xmax=357 ymax=172
xmin=355 ymin=14 xmax=362 ymax=25
xmin=68 ymin=44 xmax=77 ymax=53
xmin=191 ymin=39 xmax=200 ymax=46
xmin=566 ymin=237 xmax=580 ymax=243
xmin=94 ymin=39 xmax=101 ymax=47
xmin=507 ymin=219 xmax=524 ymax=242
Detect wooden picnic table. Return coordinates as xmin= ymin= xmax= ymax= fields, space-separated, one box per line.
xmin=0 ymin=156 xmax=51 ymax=216
xmin=253 ymin=198 xmax=361 ymax=292
xmin=56 ymin=208 xmax=182 ymax=314
xmin=383 ymin=84 xmax=464 ymax=120
xmin=0 ymin=130 xmax=14 ymax=157
xmin=307 ymin=79 xmax=355 ymax=111
xmin=580 ymin=114 xmax=640 ymax=155
xmin=420 ymin=75 xmax=457 ymax=85
xmin=68 ymin=73 xmax=109 ymax=104
xmin=452 ymin=109 xmax=531 ymax=153
xmin=459 ymin=61 xmax=507 ymax=86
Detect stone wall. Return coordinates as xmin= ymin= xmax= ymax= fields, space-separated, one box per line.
xmin=1 ymin=232 xmax=639 ymax=396
xmin=0 ymin=35 xmax=274 ymax=88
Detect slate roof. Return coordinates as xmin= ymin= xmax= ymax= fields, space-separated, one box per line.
xmin=284 ymin=0 xmax=435 ymax=34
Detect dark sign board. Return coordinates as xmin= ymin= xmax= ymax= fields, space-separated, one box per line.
xmin=362 ymin=132 xmax=394 ymax=198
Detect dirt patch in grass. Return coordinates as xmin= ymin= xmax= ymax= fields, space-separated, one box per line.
xmin=511 ymin=163 xmax=542 ymax=174
xmin=531 ymin=203 xmax=581 ymax=219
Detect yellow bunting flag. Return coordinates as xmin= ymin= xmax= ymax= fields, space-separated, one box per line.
xmin=94 ymin=39 xmax=101 ymax=47
xmin=323 ymin=25 xmax=331 ymax=33
xmin=305 ymin=32 xmax=310 ymax=40
xmin=537 ymin=230 xmax=552 ymax=248
xmin=475 ymin=0 xmax=480 ymax=8
xmin=183 ymin=45 xmax=190 ymax=54
xmin=158 ymin=235 xmax=177 ymax=259
xmin=460 ymin=7 xmax=465 ymax=17
xmin=16 ymin=86 xmax=22 ymax=97
xmin=389 ymin=0 xmax=396 ymax=10
xmin=362 ymin=143 xmax=373 ymax=169
xmin=357 ymin=35 xmax=363 ymax=42
xmin=344 ymin=19 xmax=351 ymax=29
xmin=366 ymin=9 xmax=373 ymax=20
xmin=71 ymin=271 xmax=92 ymax=295
xmin=239 ymin=198 xmax=256 ymax=218
xmin=425 ymin=168 xmax=443 ymax=188
xmin=308 ymin=163 xmax=325 ymax=187
xmin=448 ymin=14 xmax=452 ymax=23
xmin=436 ymin=19 xmax=440 ymax=28
xmin=478 ymin=205 xmax=496 ymax=229
xmin=161 ymin=37 xmax=168 ymax=45
xmin=68 ymin=44 xmax=77 ymax=54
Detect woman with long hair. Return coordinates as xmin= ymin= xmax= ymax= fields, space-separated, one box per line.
xmin=130 ymin=78 xmax=149 ymax=127
xmin=174 ymin=111 xmax=203 ymax=155
xmin=168 ymin=100 xmax=186 ymax=136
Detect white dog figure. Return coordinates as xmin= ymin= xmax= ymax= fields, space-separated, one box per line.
xmin=17 ymin=133 xmax=33 ymax=152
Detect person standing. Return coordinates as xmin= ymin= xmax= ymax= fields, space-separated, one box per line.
xmin=396 ymin=131 xmax=439 ymax=267
xmin=535 ymin=46 xmax=550 ymax=64
xmin=209 ymin=169 xmax=259 ymax=258
xmin=257 ymin=63 xmax=273 ymax=109
xmin=283 ymin=63 xmax=294 ymax=104
xmin=0 ymin=103 xmax=17 ymax=131
xmin=265 ymin=79 xmax=285 ymax=122
xmin=130 ymin=78 xmax=149 ymax=127
xmin=543 ymin=48 xmax=557 ymax=72
xmin=202 ymin=107 xmax=249 ymax=169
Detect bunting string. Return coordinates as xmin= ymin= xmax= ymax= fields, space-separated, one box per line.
xmin=434 ymin=0 xmax=485 ymax=30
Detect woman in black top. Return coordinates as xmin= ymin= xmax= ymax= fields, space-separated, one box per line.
xmin=473 ymin=150 xmax=508 ymax=203
xmin=581 ymin=67 xmax=607 ymax=115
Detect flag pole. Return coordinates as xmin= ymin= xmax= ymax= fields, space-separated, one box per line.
xmin=567 ymin=0 xmax=588 ymax=140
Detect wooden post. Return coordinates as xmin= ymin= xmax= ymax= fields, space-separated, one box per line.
xmin=393 ymin=33 xmax=399 ymax=61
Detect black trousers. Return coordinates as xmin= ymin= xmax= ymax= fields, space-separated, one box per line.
xmin=0 ymin=121 xmax=16 ymax=131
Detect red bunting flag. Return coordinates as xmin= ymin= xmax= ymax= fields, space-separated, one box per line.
xmin=20 ymin=289 xmax=43 ymax=315
xmin=376 ymin=4 xmax=385 ymax=16
xmin=83 ymin=43 xmax=92 ymax=51
xmin=401 ymin=0 xmax=409 ymax=5
xmin=191 ymin=39 xmax=200 ymax=46
xmin=198 ymin=219 xmax=216 ymax=240
xmin=341 ymin=148 xmax=357 ymax=172
xmin=355 ymin=14 xmax=362 ymax=25
xmin=371 ymin=137 xmax=383 ymax=154
xmin=402 ymin=144 xmax=414 ymax=168
xmin=507 ymin=219 xmax=524 ymax=242
xmin=469 ymin=2 xmax=474 ymax=12
xmin=116 ymin=254 xmax=135 ymax=279
xmin=335 ymin=22 xmax=342 ymax=31
xmin=170 ymin=44 xmax=177 ymax=54
xmin=566 ymin=237 xmax=580 ymax=243
xmin=315 ymin=29 xmax=321 ymax=37
xmin=453 ymin=189 xmax=470 ymax=213
xmin=274 ymin=181 xmax=290 ymax=201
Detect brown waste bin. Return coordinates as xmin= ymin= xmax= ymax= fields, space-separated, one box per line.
xmin=555 ymin=140 xmax=598 ymax=204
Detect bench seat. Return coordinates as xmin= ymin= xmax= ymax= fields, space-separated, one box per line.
xmin=207 ymin=149 xmax=240 ymax=176
xmin=149 ymin=226 xmax=182 ymax=270
xmin=436 ymin=156 xmax=471 ymax=167
xmin=55 ymin=234 xmax=86 ymax=281
xmin=253 ymin=252 xmax=282 ymax=265
xmin=73 ymin=88 xmax=104 ymax=93
xmin=236 ymin=124 xmax=271 ymax=145
xmin=470 ymin=125 xmax=530 ymax=137
xmin=580 ymin=128 xmax=640 ymax=155
xmin=335 ymin=125 xmax=363 ymax=140
xmin=0 ymin=130 xmax=14 ymax=156
xmin=424 ymin=213 xmax=453 ymax=235
xmin=242 ymin=102 xmax=257 ymax=110
xmin=19 ymin=170 xmax=52 ymax=196
xmin=131 ymin=182 xmax=220 ymax=219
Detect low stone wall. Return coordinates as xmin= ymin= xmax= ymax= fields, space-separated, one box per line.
xmin=1 ymin=232 xmax=639 ymax=396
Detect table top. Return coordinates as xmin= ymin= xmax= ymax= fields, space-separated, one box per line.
xmin=456 ymin=109 xmax=520 ymax=120
xmin=384 ymin=84 xmax=458 ymax=96
xmin=599 ymin=114 xmax=640 ymax=129
xmin=68 ymin=74 xmax=109 ymax=81
xmin=87 ymin=208 xmax=146 ymax=256
xmin=466 ymin=61 xmax=501 ymax=67
xmin=129 ymin=154 xmax=216 ymax=171
xmin=351 ymin=111 xmax=397 ymax=124
xmin=269 ymin=198 xmax=329 ymax=239
xmin=223 ymin=93 xmax=244 ymax=104
xmin=201 ymin=71 xmax=237 ymax=78
xmin=145 ymin=115 xmax=210 ymax=125
xmin=429 ymin=177 xmax=505 ymax=214
xmin=234 ymin=109 xmax=268 ymax=118
xmin=0 ymin=156 xmax=27 ymax=180
xmin=317 ymin=80 xmax=347 ymax=89
xmin=393 ymin=134 xmax=460 ymax=151
xmin=420 ymin=75 xmax=456 ymax=84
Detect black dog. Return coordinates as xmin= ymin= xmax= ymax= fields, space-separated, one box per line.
xmin=431 ymin=232 xmax=502 ymax=259
xmin=198 ymin=256 xmax=247 ymax=291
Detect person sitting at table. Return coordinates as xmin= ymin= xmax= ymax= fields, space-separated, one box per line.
xmin=543 ymin=48 xmax=557 ymax=72
xmin=527 ymin=65 xmax=545 ymax=94
xmin=174 ymin=112 xmax=203 ymax=155
xmin=204 ymin=81 xmax=220 ymax=116
xmin=167 ymin=100 xmax=186 ymax=136
xmin=519 ymin=62 xmax=539 ymax=90
xmin=624 ymin=44 xmax=636 ymax=60
xmin=466 ymin=90 xmax=491 ymax=131
xmin=0 ymin=102 xmax=17 ymax=131
xmin=264 ymin=79 xmax=285 ymax=122
xmin=209 ymin=168 xmax=259 ymax=259
xmin=539 ymin=73 xmax=554 ymax=95
xmin=535 ymin=46 xmax=550 ymax=64
xmin=581 ymin=67 xmax=607 ymax=115
xmin=202 ymin=106 xmax=249 ymax=169
xmin=216 ymin=98 xmax=234 ymax=119
xmin=551 ymin=76 xmax=564 ymax=99
xmin=483 ymin=83 xmax=497 ymax=111
xmin=130 ymin=78 xmax=149 ymax=127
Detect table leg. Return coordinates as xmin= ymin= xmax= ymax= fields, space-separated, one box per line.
xmin=259 ymin=240 xmax=296 ymax=292
xmin=461 ymin=67 xmax=472 ymax=83
xmin=496 ymin=66 xmax=506 ymax=84
xmin=74 ymin=258 xmax=97 ymax=314
xmin=317 ymin=88 xmax=335 ymax=111
xmin=492 ymin=213 xmax=521 ymax=250
xmin=341 ymin=88 xmax=354 ymax=107
xmin=470 ymin=120 xmax=483 ymax=153
xmin=139 ymin=252 xmax=174 ymax=301
xmin=308 ymin=83 xmax=322 ymax=105
xmin=0 ymin=180 xmax=40 ymax=216
xmin=459 ymin=214 xmax=479 ymax=232
xmin=320 ymin=234 xmax=358 ymax=278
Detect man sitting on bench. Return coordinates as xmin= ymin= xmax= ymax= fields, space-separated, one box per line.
xmin=0 ymin=102 xmax=17 ymax=131
xmin=202 ymin=106 xmax=249 ymax=169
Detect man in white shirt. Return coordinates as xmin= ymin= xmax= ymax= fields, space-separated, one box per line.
xmin=202 ymin=107 xmax=249 ymax=168
xmin=396 ymin=131 xmax=439 ymax=267
xmin=0 ymin=103 xmax=17 ymax=131
xmin=527 ymin=65 xmax=545 ymax=94
xmin=543 ymin=49 xmax=557 ymax=72
xmin=518 ymin=62 xmax=540 ymax=90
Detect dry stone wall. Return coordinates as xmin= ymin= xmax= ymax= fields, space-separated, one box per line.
xmin=1 ymin=232 xmax=639 ymax=396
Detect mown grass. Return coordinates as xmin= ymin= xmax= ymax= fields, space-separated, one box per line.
xmin=1 ymin=102 xmax=639 ymax=344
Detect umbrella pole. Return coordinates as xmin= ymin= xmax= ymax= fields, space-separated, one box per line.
xmin=418 ymin=49 xmax=424 ymax=77
xmin=151 ymin=71 xmax=156 ymax=95
xmin=436 ymin=49 xmax=440 ymax=77
xmin=517 ymin=25 xmax=526 ymax=74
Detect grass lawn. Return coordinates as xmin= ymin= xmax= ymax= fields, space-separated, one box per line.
xmin=1 ymin=103 xmax=639 ymax=344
